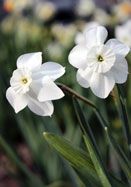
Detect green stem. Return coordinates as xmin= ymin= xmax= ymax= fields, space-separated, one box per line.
xmin=57 ymin=83 xmax=108 ymax=128
xmin=56 ymin=82 xmax=97 ymax=109
xmin=117 ymin=85 xmax=131 ymax=147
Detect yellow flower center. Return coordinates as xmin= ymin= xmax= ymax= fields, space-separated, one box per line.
xmin=97 ymin=55 xmax=104 ymax=62
xmin=21 ymin=78 xmax=28 ymax=85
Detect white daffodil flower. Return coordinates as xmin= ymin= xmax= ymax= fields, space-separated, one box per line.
xmin=115 ymin=20 xmax=131 ymax=48
xmin=68 ymin=26 xmax=130 ymax=98
xmin=6 ymin=52 xmax=65 ymax=116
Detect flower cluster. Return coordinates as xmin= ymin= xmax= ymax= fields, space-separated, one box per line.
xmin=6 ymin=25 xmax=130 ymax=116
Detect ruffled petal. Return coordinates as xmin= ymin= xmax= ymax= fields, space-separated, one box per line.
xmin=27 ymin=96 xmax=54 ymax=116
xmin=68 ymin=44 xmax=88 ymax=68
xmin=76 ymin=68 xmax=91 ymax=88
xmin=32 ymin=62 xmax=65 ymax=81
xmin=85 ymin=26 xmax=108 ymax=48
xmin=110 ymin=55 xmax=128 ymax=84
xmin=89 ymin=72 xmax=115 ymax=98
xmin=36 ymin=76 xmax=64 ymax=102
xmin=86 ymin=45 xmax=115 ymax=73
xmin=6 ymin=87 xmax=28 ymax=113
xmin=106 ymin=39 xmax=130 ymax=56
xmin=17 ymin=52 xmax=42 ymax=71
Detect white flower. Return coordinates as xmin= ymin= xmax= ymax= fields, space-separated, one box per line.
xmin=93 ymin=8 xmax=111 ymax=26
xmin=6 ymin=52 xmax=65 ymax=116
xmin=75 ymin=0 xmax=95 ymax=17
xmin=35 ymin=2 xmax=56 ymax=22
xmin=115 ymin=20 xmax=131 ymax=47
xmin=68 ymin=26 xmax=130 ymax=98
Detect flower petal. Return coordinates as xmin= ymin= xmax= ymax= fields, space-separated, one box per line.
xmin=68 ymin=44 xmax=88 ymax=69
xmin=85 ymin=26 xmax=108 ymax=48
xmin=6 ymin=87 xmax=28 ymax=113
xmin=106 ymin=39 xmax=130 ymax=56
xmin=32 ymin=62 xmax=65 ymax=81
xmin=110 ymin=55 xmax=128 ymax=84
xmin=89 ymin=72 xmax=115 ymax=98
xmin=37 ymin=76 xmax=64 ymax=102
xmin=76 ymin=68 xmax=90 ymax=88
xmin=27 ymin=96 xmax=54 ymax=116
xmin=17 ymin=52 xmax=42 ymax=71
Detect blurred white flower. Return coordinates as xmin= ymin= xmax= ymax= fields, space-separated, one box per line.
xmin=75 ymin=21 xmax=99 ymax=44
xmin=75 ymin=0 xmax=95 ymax=17
xmin=51 ymin=23 xmax=77 ymax=47
xmin=47 ymin=42 xmax=64 ymax=61
xmin=6 ymin=52 xmax=65 ymax=116
xmin=115 ymin=20 xmax=131 ymax=47
xmin=93 ymin=8 xmax=111 ymax=26
xmin=35 ymin=2 xmax=56 ymax=22
xmin=69 ymin=26 xmax=130 ymax=98
xmin=113 ymin=1 xmax=131 ymax=22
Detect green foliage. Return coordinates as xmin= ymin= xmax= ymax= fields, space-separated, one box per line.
xmin=43 ymin=132 xmax=101 ymax=186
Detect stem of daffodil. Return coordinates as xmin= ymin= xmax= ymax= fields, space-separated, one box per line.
xmin=56 ymin=82 xmax=97 ymax=109
xmin=116 ymin=85 xmax=131 ymax=153
xmin=57 ymin=82 xmax=109 ymax=128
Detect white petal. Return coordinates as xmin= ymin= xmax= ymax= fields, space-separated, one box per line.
xmin=37 ymin=76 xmax=64 ymax=102
xmin=6 ymin=87 xmax=28 ymax=113
xmin=110 ymin=55 xmax=128 ymax=84
xmin=90 ymin=72 xmax=115 ymax=98
xmin=83 ymin=22 xmax=100 ymax=35
xmin=85 ymin=26 xmax=108 ymax=48
xmin=106 ymin=39 xmax=130 ymax=56
xmin=68 ymin=44 xmax=88 ymax=69
xmin=17 ymin=52 xmax=42 ymax=71
xmin=27 ymin=96 xmax=54 ymax=116
xmin=76 ymin=68 xmax=90 ymax=88
xmin=32 ymin=62 xmax=65 ymax=81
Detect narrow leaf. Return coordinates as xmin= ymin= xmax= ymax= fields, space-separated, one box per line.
xmin=43 ymin=132 xmax=101 ymax=186
xmin=83 ymin=135 xmax=112 ymax=187
xmin=105 ymin=127 xmax=131 ymax=180
xmin=117 ymin=85 xmax=131 ymax=152
xmin=73 ymin=97 xmax=102 ymax=156
xmin=73 ymin=97 xmax=112 ymax=187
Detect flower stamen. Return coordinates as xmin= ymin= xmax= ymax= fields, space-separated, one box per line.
xmin=97 ymin=55 xmax=104 ymax=62
xmin=21 ymin=78 xmax=28 ymax=84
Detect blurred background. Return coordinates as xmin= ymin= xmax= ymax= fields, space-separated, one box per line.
xmin=0 ymin=0 xmax=131 ymax=186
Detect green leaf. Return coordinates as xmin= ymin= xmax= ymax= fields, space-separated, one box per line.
xmin=73 ymin=98 xmax=126 ymax=187
xmin=83 ymin=135 xmax=112 ymax=187
xmin=73 ymin=97 xmax=102 ymax=155
xmin=105 ymin=127 xmax=131 ymax=180
xmin=43 ymin=132 xmax=101 ymax=187
xmin=116 ymin=85 xmax=131 ymax=152
xmin=73 ymin=97 xmax=112 ymax=187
